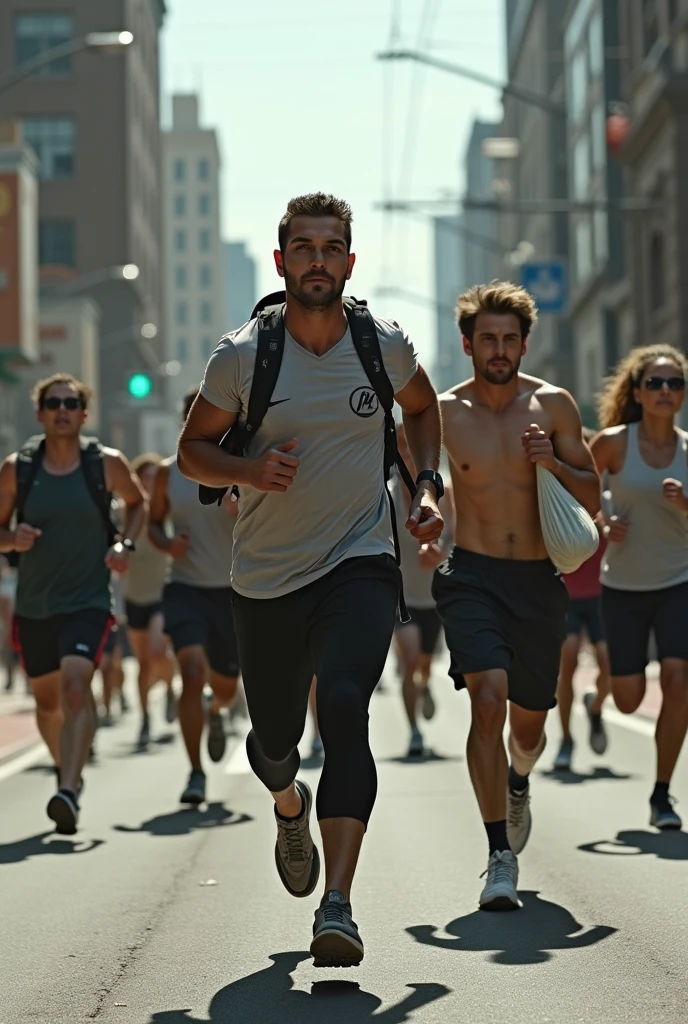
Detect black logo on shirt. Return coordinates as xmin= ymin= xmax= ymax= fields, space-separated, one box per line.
xmin=349 ymin=387 xmax=379 ymax=418
xmin=268 ymin=398 xmax=291 ymax=408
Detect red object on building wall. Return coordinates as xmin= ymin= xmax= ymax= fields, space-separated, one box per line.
xmin=606 ymin=113 xmax=631 ymax=156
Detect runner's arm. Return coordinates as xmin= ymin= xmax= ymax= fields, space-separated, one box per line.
xmin=531 ymin=392 xmax=600 ymax=516
xmin=177 ymin=395 xmax=249 ymax=486
xmin=148 ymin=463 xmax=174 ymax=553
xmin=0 ymin=457 xmax=18 ymax=553
xmin=104 ymin=450 xmax=147 ymax=543
xmin=395 ymin=366 xmax=443 ymax=541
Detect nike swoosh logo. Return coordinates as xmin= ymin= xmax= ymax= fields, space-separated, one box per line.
xmin=268 ymin=398 xmax=291 ymax=407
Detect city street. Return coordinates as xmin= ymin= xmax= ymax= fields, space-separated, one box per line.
xmin=1 ymin=655 xmax=687 ymax=1024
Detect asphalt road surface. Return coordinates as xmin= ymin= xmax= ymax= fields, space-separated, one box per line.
xmin=1 ymin=655 xmax=687 ymax=1024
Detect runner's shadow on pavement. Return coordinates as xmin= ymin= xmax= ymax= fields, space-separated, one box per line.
xmin=378 ymin=752 xmax=463 ymax=766
xmin=579 ymin=829 xmax=688 ymax=861
xmin=0 ymin=831 xmax=104 ymax=864
xmin=113 ymin=802 xmax=252 ymax=837
xmin=539 ymin=766 xmax=632 ymax=786
xmin=149 ymin=951 xmax=450 ymax=1024
xmin=110 ymin=733 xmax=177 ymax=758
xmin=407 ymin=890 xmax=617 ymax=965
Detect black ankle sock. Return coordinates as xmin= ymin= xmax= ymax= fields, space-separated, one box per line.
xmin=484 ymin=819 xmax=510 ymax=855
xmin=651 ymin=782 xmax=670 ymax=803
xmin=508 ymin=765 xmax=529 ymax=794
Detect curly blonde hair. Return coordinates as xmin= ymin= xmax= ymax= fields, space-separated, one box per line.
xmin=456 ymin=280 xmax=539 ymax=340
xmin=596 ymin=344 xmax=688 ymax=428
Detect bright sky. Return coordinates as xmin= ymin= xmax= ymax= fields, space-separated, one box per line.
xmin=162 ymin=1 xmax=505 ymax=367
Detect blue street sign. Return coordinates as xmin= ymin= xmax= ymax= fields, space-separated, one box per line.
xmin=520 ymin=261 xmax=567 ymax=313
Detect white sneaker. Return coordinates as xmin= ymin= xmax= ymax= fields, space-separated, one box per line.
xmin=507 ymin=785 xmax=532 ymax=855
xmin=479 ymin=850 xmax=521 ymax=910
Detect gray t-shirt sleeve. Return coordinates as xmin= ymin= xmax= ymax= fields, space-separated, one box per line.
xmin=200 ymin=338 xmax=243 ymax=413
xmin=375 ymin=317 xmax=418 ymax=393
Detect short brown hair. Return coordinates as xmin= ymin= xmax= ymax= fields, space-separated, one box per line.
xmin=278 ymin=192 xmax=353 ymax=252
xmin=182 ymin=387 xmax=199 ymax=421
xmin=32 ymin=373 xmax=92 ymax=410
xmin=131 ymin=451 xmax=163 ymax=477
xmin=456 ymin=280 xmax=539 ymax=341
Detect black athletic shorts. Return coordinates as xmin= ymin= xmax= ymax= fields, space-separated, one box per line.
xmin=12 ymin=608 xmax=115 ymax=679
xmin=395 ymin=605 xmax=443 ymax=654
xmin=565 ymin=595 xmax=605 ymax=645
xmin=163 ymin=581 xmax=239 ymax=678
xmin=125 ymin=599 xmax=163 ymax=632
xmin=601 ymin=582 xmax=688 ymax=676
xmin=433 ymin=547 xmax=569 ymax=711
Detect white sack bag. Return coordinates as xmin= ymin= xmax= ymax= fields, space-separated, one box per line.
xmin=535 ymin=463 xmax=599 ymax=574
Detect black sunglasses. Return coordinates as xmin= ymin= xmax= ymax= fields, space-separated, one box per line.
xmin=41 ymin=396 xmax=85 ymax=410
xmin=643 ymin=376 xmax=685 ymax=392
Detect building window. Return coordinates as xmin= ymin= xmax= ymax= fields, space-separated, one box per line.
xmin=200 ymin=301 xmax=212 ymax=325
xmin=173 ymin=158 xmax=185 ymax=182
xmin=590 ymin=103 xmax=606 ymax=171
xmin=198 ymin=158 xmax=210 ymax=181
xmin=199 ymin=264 xmax=211 ymax=288
xmin=574 ymin=216 xmax=593 ymax=285
xmin=643 ymin=0 xmax=660 ymax=56
xmin=174 ymin=194 xmax=186 ymax=216
xmin=588 ymin=11 xmax=604 ymax=77
xmin=177 ymin=338 xmax=188 ymax=362
xmin=199 ymin=228 xmax=211 ymax=251
xmin=649 ymin=232 xmax=666 ymax=311
xmin=175 ymin=265 xmax=187 ymax=288
xmin=198 ymin=193 xmax=211 ymax=216
xmin=15 ymin=13 xmax=73 ymax=75
xmin=573 ymin=134 xmax=590 ymax=199
xmin=568 ymin=47 xmax=587 ymax=124
xmin=23 ymin=117 xmax=74 ymax=179
xmin=202 ymin=337 xmax=214 ymax=359
xmin=175 ymin=301 xmax=188 ymax=326
xmin=39 ymin=219 xmax=75 ymax=266
xmin=174 ymin=229 xmax=187 ymax=252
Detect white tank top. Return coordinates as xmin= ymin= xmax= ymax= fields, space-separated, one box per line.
xmin=602 ymin=422 xmax=688 ymax=591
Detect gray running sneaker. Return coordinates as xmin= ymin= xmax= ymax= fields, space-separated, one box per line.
xmin=180 ymin=768 xmax=206 ymax=805
xmin=507 ymin=785 xmax=532 ymax=855
xmin=310 ymin=736 xmax=324 ymax=758
xmin=165 ymin=688 xmax=177 ymax=724
xmin=311 ymin=890 xmax=364 ymax=968
xmin=650 ymin=794 xmax=682 ymax=830
xmin=274 ymin=779 xmax=320 ymax=898
xmin=479 ymin=850 xmax=521 ymax=910
xmin=583 ymin=691 xmax=608 ymax=755
xmin=138 ymin=713 xmax=151 ymax=748
xmin=407 ymin=726 xmax=424 ymax=757
xmin=421 ymin=687 xmax=436 ymax=721
xmin=207 ymin=710 xmax=226 ymax=763
xmin=553 ymin=737 xmax=574 ymax=772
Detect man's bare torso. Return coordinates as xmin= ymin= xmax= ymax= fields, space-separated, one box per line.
xmin=441 ymin=373 xmax=559 ymax=560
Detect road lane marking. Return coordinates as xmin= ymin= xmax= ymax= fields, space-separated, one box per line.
xmin=0 ymin=742 xmax=48 ymax=784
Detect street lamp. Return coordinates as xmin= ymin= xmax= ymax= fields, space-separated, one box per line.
xmin=376 ymin=49 xmax=566 ymax=118
xmin=40 ymin=264 xmax=140 ymax=296
xmin=0 ymin=31 xmax=134 ymax=96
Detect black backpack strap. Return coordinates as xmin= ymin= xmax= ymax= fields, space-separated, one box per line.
xmin=198 ymin=305 xmax=286 ymax=506
xmin=344 ymin=302 xmax=416 ymax=622
xmin=14 ymin=435 xmax=45 ymax=524
xmin=79 ymin=438 xmax=119 ymax=546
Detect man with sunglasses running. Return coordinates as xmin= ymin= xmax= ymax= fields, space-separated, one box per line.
xmin=0 ymin=374 xmax=146 ymax=834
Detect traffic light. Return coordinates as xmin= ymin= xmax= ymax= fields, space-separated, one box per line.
xmin=128 ymin=372 xmax=152 ymax=399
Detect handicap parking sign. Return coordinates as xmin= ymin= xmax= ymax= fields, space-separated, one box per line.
xmin=520 ymin=261 xmax=567 ymax=313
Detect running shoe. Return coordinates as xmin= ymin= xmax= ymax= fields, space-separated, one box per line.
xmin=583 ymin=691 xmax=608 ymax=755
xmin=407 ymin=726 xmax=424 ymax=757
xmin=479 ymin=850 xmax=521 ymax=910
xmin=47 ymin=789 xmax=79 ymax=835
xmin=507 ymin=784 xmax=532 ymax=855
xmin=311 ymin=890 xmax=364 ymax=968
xmin=138 ymin=713 xmax=151 ymax=748
xmin=420 ymin=687 xmax=436 ymax=721
xmin=100 ymin=711 xmax=114 ymax=728
xmin=310 ymin=736 xmax=324 ymax=758
xmin=180 ymin=768 xmax=206 ymax=805
xmin=274 ymin=779 xmax=320 ymax=898
xmin=165 ymin=688 xmax=177 ymax=724
xmin=119 ymin=691 xmax=130 ymax=714
xmin=553 ymin=737 xmax=574 ymax=772
xmin=650 ymin=793 xmax=683 ymax=830
xmin=207 ymin=709 xmax=226 ymax=763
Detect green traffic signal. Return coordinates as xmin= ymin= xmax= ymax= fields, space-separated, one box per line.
xmin=128 ymin=373 xmax=152 ymax=399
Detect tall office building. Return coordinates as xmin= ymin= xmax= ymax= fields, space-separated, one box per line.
xmin=225 ymin=241 xmax=257 ymax=331
xmin=162 ymin=94 xmax=225 ymax=416
xmin=464 ymin=119 xmax=500 ymax=289
xmin=0 ymin=1 xmax=166 ymax=453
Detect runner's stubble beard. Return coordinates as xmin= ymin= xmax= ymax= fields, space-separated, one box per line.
xmin=283 ymin=267 xmax=348 ymax=311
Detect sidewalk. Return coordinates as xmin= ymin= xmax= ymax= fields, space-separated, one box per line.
xmin=0 ymin=691 xmax=40 ymax=764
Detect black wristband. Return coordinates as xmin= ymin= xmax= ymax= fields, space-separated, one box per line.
xmin=415 ymin=470 xmax=444 ymax=499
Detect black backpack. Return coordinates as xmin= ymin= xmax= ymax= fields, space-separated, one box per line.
xmin=10 ymin=434 xmax=119 ymax=566
xmin=198 ymin=293 xmax=417 ymax=614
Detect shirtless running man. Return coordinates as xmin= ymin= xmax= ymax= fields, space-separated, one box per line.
xmin=434 ymin=281 xmax=599 ymax=910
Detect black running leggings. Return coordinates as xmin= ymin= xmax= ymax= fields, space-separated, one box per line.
xmin=231 ymin=555 xmax=400 ymax=824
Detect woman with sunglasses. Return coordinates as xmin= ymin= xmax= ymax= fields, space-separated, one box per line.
xmin=591 ymin=344 xmax=688 ymax=829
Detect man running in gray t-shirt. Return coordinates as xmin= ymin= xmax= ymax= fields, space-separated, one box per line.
xmin=179 ymin=193 xmax=443 ymax=967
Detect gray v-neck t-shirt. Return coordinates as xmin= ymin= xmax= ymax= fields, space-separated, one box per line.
xmin=200 ymin=314 xmax=417 ymax=598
